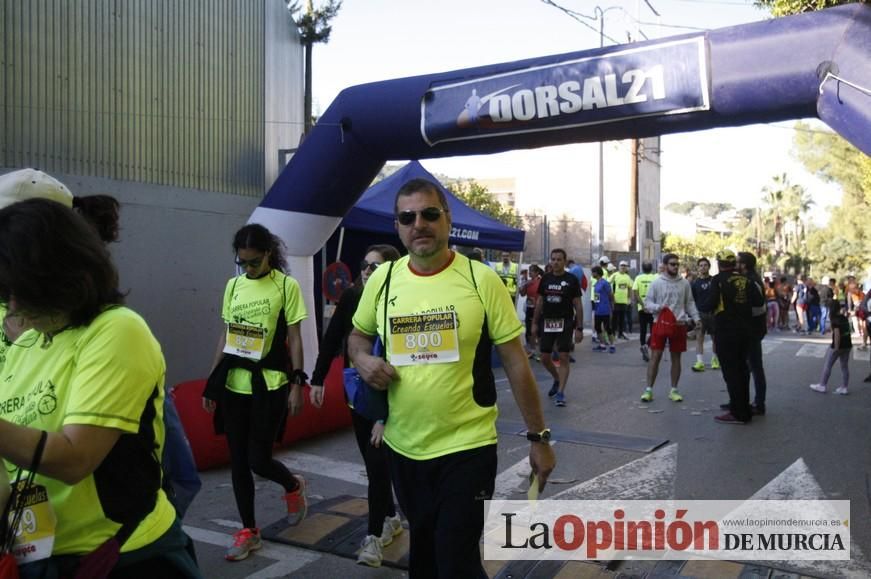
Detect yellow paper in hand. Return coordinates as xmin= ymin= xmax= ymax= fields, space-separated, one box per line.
xmin=527 ymin=472 xmax=540 ymax=501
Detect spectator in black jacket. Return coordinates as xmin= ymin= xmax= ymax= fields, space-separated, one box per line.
xmin=702 ymin=249 xmax=765 ymax=425
xmin=738 ymin=252 xmax=768 ymax=416
xmin=310 ymin=244 xmax=402 ymax=568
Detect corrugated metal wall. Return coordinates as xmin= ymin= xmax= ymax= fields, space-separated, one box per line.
xmin=0 ymin=0 xmax=298 ymax=196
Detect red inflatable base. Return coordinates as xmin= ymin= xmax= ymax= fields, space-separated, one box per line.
xmin=172 ymin=356 xmax=352 ymax=470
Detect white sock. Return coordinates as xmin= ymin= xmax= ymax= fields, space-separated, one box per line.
xmin=696 ymin=354 xmax=703 ymax=363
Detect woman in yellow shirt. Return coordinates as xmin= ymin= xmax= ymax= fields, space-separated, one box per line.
xmin=0 ymin=199 xmax=200 ymax=577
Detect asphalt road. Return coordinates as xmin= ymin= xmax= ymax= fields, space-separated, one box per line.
xmin=181 ymin=329 xmax=871 ymax=578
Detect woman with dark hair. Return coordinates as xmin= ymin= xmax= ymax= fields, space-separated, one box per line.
xmin=0 ymin=170 xmax=121 ymax=361
xmin=310 ymin=244 xmax=402 ymax=567
xmin=203 ymin=223 xmax=308 ymax=562
xmin=0 ymin=199 xmax=200 ymax=577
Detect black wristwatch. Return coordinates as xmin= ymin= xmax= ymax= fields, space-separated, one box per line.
xmin=526 ymin=428 xmax=552 ymax=443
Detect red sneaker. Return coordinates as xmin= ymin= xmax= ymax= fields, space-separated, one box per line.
xmin=284 ymin=475 xmax=307 ymax=526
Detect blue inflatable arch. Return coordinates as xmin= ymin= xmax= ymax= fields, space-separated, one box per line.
xmin=250 ymin=3 xmax=871 ymax=368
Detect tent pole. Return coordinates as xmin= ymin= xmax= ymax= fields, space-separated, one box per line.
xmin=336 ymin=227 xmax=345 ymax=262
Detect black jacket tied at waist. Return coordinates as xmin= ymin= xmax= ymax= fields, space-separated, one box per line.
xmin=203 ymin=308 xmax=291 ymax=440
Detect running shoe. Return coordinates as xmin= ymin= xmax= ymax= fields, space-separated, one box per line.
xmin=569 ymin=356 xmax=576 ymax=363
xmin=225 ymin=528 xmax=262 ymax=561
xmin=608 ymin=345 xmax=616 ymax=354
xmin=284 ymin=475 xmax=307 ymax=526
xmin=380 ymin=514 xmax=403 ymax=547
xmin=668 ymin=388 xmax=683 ymax=402
xmin=547 ymin=379 xmax=559 ymax=397
xmin=357 ymin=535 xmax=383 ymax=567
xmin=554 ymin=392 xmax=566 ymax=407
xmin=691 ymin=361 xmax=705 ymax=372
xmin=640 ymin=345 xmax=650 ymax=362
xmin=640 ymin=389 xmax=653 ymax=402
xmin=710 ymin=357 xmax=720 ymax=370
xmin=751 ymin=403 xmax=766 ymax=416
xmin=865 ymin=374 xmax=871 ymax=383
xmin=592 ymin=345 xmax=607 ymax=352
xmin=714 ymin=412 xmax=749 ymax=425
xmin=835 ymin=387 xmax=849 ymax=395
xmin=809 ymin=383 xmax=827 ymax=393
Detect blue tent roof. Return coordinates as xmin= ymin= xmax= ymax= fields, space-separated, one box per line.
xmin=340 ymin=161 xmax=525 ymax=251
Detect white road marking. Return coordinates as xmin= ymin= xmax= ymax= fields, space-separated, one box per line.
xmin=747 ymin=458 xmax=871 ymax=578
xmin=760 ymin=340 xmax=779 ymax=355
xmin=796 ymin=343 xmax=828 ymax=358
xmin=552 ymin=443 xmax=677 ymax=500
xmin=274 ymin=450 xmax=368 ymax=486
xmin=493 ymin=442 xmax=556 ymax=499
xmin=209 ymin=518 xmax=243 ymax=530
xmin=183 ymin=524 xmax=321 ymax=578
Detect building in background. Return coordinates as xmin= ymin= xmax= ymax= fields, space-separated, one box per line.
xmin=509 ymin=137 xmax=661 ymax=270
xmin=1 ymin=0 xmax=304 ymax=387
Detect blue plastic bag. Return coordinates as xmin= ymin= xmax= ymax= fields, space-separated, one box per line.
xmin=343 ymin=338 xmax=388 ymax=421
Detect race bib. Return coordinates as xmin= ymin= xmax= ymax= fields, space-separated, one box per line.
xmin=9 ymin=483 xmax=56 ymax=564
xmin=389 ymin=312 xmax=459 ymax=366
xmin=543 ymin=318 xmax=565 ymax=333
xmin=224 ymin=323 xmax=266 ymax=360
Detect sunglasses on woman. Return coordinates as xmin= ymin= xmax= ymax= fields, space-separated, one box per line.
xmin=396 ymin=207 xmax=447 ymax=226
xmin=235 ymin=256 xmax=265 ymax=268
xmin=360 ymin=260 xmax=381 ymax=271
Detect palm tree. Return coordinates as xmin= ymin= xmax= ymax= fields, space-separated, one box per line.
xmin=761 ymin=173 xmax=813 ymax=258
xmin=288 ymin=1 xmax=343 ymax=136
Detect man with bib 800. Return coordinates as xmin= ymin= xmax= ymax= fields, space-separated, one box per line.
xmin=349 ymin=178 xmax=555 ymax=578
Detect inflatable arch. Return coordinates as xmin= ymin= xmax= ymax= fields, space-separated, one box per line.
xmin=250 ymin=3 xmax=871 ymax=371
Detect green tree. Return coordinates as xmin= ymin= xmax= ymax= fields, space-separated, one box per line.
xmin=662 ymin=232 xmax=754 ymax=272
xmin=288 ymin=0 xmax=343 ymax=135
xmin=791 ymin=122 xmax=871 ymax=277
xmin=448 ymin=180 xmax=522 ymax=228
xmin=754 ymin=0 xmax=862 ymax=17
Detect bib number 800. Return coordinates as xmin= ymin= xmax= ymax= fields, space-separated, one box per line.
xmin=404 ymin=332 xmax=443 ymax=350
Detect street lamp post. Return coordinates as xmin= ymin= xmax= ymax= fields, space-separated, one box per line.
xmin=594 ymin=5 xmax=620 ymax=261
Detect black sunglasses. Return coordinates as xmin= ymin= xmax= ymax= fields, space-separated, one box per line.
xmin=396 ymin=207 xmax=447 ymax=226
xmin=235 ymin=256 xmax=265 ymax=268
xmin=360 ymin=260 xmax=381 ymax=271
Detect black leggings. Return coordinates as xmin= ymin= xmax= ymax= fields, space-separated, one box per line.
xmin=639 ymin=311 xmax=654 ymax=346
xmin=351 ymin=409 xmax=397 ymax=536
xmin=224 ymin=386 xmax=298 ymax=529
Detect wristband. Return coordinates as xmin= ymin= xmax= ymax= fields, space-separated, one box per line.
xmin=290 ymin=369 xmax=308 ymax=386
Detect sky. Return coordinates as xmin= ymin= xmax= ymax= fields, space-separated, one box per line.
xmin=310 ymin=0 xmax=841 ymax=224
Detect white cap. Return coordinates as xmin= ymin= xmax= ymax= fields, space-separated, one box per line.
xmin=607 ymin=263 xmax=617 ymax=272
xmin=619 ymin=260 xmax=629 ymax=266
xmin=0 ymin=168 xmax=74 ymax=210
xmin=598 ymin=255 xmax=610 ymax=265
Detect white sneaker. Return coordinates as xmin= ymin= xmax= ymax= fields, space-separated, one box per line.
xmin=809 ymin=383 xmax=827 ymax=393
xmin=380 ymin=514 xmax=402 ymax=547
xmin=356 ymin=535 xmax=382 ymax=567
xmin=835 ymin=386 xmax=849 ymax=395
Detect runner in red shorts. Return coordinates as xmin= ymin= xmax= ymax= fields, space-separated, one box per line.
xmin=641 ymin=253 xmax=700 ymax=403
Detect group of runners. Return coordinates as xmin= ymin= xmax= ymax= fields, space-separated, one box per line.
xmin=516 ymin=246 xmax=871 ymax=425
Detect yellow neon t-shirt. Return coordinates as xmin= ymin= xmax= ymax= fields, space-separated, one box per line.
xmin=221 ymin=270 xmax=307 ymax=394
xmin=611 ymin=272 xmax=633 ymax=305
xmin=633 ymin=273 xmax=657 ymax=311
xmin=353 ymin=253 xmax=523 ymax=460
xmin=0 ymin=307 xmax=176 ymax=555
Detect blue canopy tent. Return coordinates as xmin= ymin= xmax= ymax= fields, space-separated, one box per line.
xmin=338 ymin=160 xmax=525 ymax=253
